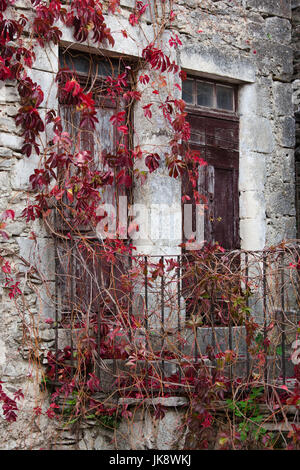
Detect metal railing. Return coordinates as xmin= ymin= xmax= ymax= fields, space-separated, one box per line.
xmin=51 ymin=242 xmax=300 ymax=394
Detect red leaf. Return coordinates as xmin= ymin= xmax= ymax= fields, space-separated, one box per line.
xmin=109 ymin=111 xmax=125 ymax=125
xmin=117 ymin=125 xmax=128 ymax=134
xmin=139 ymin=74 xmax=150 ymax=85
xmin=64 ymin=79 xmax=81 ymax=97
xmin=1 ymin=209 xmax=15 ymax=221
xmin=145 ymin=153 xmax=160 ymax=173
xmin=142 ymin=103 xmax=153 ymax=119
xmin=0 ymin=230 xmax=9 ymax=240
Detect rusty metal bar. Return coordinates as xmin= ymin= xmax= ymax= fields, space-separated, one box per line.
xmin=144 ymin=255 xmax=148 ymax=335
xmin=263 ymin=251 xmax=267 ymax=383
xmin=281 ymin=251 xmax=286 ymax=385
xmin=54 ymin=234 xmax=59 ymax=383
xmin=245 ymin=252 xmax=250 ymax=378
xmin=161 ymin=256 xmax=165 ymax=382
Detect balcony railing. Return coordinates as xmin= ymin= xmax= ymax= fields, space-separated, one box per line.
xmin=50 ymin=242 xmax=300 ymax=396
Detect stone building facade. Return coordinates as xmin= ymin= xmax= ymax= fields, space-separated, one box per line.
xmin=0 ymin=0 xmax=299 ymax=449
xmin=293 ymin=0 xmax=300 ymax=237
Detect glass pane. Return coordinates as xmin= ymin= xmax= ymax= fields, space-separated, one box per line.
xmin=59 ymin=52 xmax=92 ymax=74
xmin=182 ymin=79 xmax=194 ymax=104
xmin=95 ymin=61 xmax=120 ymax=78
xmin=216 ymin=85 xmax=234 ymax=111
xmin=59 ymin=51 xmax=120 ymax=78
xmin=197 ymin=82 xmax=214 ymax=107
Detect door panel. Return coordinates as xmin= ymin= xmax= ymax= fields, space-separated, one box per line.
xmin=213 ymin=167 xmax=235 ymax=250
xmin=183 ymin=113 xmax=239 ymax=249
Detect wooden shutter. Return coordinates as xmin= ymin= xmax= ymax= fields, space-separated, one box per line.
xmin=56 ymin=238 xmax=130 ymax=323
xmin=56 ymin=57 xmax=132 ymax=322
xmin=296 ymin=161 xmax=300 ymax=239
xmin=183 ymin=113 xmax=239 ymax=250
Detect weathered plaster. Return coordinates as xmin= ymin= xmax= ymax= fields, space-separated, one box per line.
xmin=0 ymin=0 xmax=298 ymax=450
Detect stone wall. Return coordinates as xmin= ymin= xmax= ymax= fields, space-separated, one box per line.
xmin=0 ymin=0 xmax=298 ymax=449
xmin=172 ymin=0 xmax=297 ymax=247
xmin=292 ymin=0 xmax=300 ymax=237
xmin=293 ymin=0 xmax=300 ymax=111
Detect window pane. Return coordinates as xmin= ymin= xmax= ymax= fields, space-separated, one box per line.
xmin=95 ymin=61 xmax=120 ymax=78
xmin=59 ymin=51 xmax=120 ymax=78
xmin=59 ymin=52 xmax=92 ymax=74
xmin=197 ymin=82 xmax=214 ymax=107
xmin=182 ymin=79 xmax=194 ymax=104
xmin=216 ymin=85 xmax=234 ymax=111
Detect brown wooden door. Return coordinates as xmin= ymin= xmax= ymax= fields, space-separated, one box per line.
xmin=183 ymin=112 xmax=239 ymax=250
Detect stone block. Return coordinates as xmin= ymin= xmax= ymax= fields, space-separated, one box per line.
xmin=276 ymin=116 xmax=296 ymax=148
xmin=239 ymin=79 xmax=272 ymax=118
xmin=239 ymin=152 xmax=266 ymax=191
xmin=0 ymin=84 xmax=19 ymax=104
xmin=240 ymin=116 xmax=275 ymax=154
xmin=281 ymin=149 xmax=295 ymax=182
xmin=27 ymin=69 xmax=58 ymax=110
xmin=33 ymin=44 xmax=59 ymax=74
xmin=0 ymin=116 xmax=17 ymax=134
xmin=0 ymin=170 xmax=11 ymax=192
xmin=265 ymin=17 xmax=291 ymax=44
xmin=119 ymin=0 xmax=134 ymax=7
xmin=240 ymin=190 xmax=265 ymax=219
xmin=273 ymin=82 xmax=293 ymax=116
xmin=251 ymin=41 xmax=293 ymax=80
xmin=16 ymin=236 xmax=55 ymax=282
xmin=0 ymin=132 xmax=23 ymax=151
xmin=119 ymin=397 xmax=189 ymax=407
xmin=240 ymin=218 xmax=266 ymax=250
xmin=0 ymin=339 xmax=6 ymax=370
xmin=0 ymin=147 xmax=12 ymax=158
xmin=266 ymin=217 xmax=296 ymax=244
xmin=184 ymin=326 xmax=248 ymax=357
xmin=157 ymin=411 xmax=184 ymax=450
xmin=180 ymin=45 xmax=256 ymax=83
xmin=265 ymin=183 xmax=296 ymax=217
xmin=0 ymin=158 xmax=12 ymax=170
xmin=246 ymin=0 xmax=291 ymax=19
xmin=36 ymin=281 xmax=56 ymax=319
xmin=6 ymin=219 xmax=27 ymax=236
xmin=11 ymin=152 xmax=40 ymax=190
xmin=59 ymin=17 xmax=153 ymax=59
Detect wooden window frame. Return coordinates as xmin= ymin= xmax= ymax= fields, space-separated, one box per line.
xmin=296 ymin=161 xmax=300 ymax=239
xmin=182 ymin=75 xmax=240 ymax=251
xmin=55 ymin=49 xmax=135 ymax=323
xmin=57 ymin=49 xmax=135 ymax=235
xmin=183 ymin=76 xmax=239 ymax=122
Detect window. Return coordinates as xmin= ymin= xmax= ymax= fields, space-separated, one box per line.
xmin=296 ymin=161 xmax=300 ymax=239
xmin=181 ymin=77 xmax=240 ymax=323
xmin=183 ymin=78 xmax=236 ymax=113
xmin=58 ymin=50 xmax=133 ymax=214
xmin=55 ymin=50 xmax=134 ymax=324
xmin=182 ymin=77 xmax=239 ymax=250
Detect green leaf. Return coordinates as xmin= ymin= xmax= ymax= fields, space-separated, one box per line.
xmin=67 ymin=417 xmax=79 ymax=425
xmin=250 ymin=387 xmax=264 ymax=398
xmin=66 ymin=399 xmax=76 ymax=406
xmin=252 ymin=415 xmax=264 ymax=423
xmin=255 ymin=333 xmax=263 ymax=345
